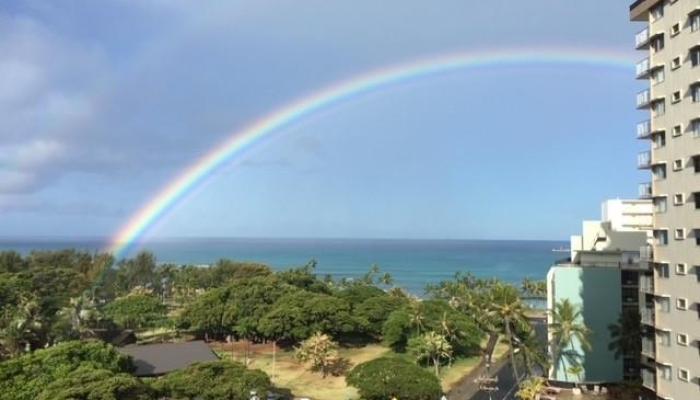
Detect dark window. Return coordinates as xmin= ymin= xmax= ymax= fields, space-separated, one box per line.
xmin=657 ymin=263 xmax=670 ymax=278
xmin=695 ymin=229 xmax=700 ymax=246
xmin=694 ymin=156 xmax=700 ymax=173
xmin=692 ymin=49 xmax=700 ymax=67
xmin=694 ymin=193 xmax=700 ymax=209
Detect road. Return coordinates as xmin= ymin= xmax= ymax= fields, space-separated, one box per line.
xmin=466 ymin=318 xmax=547 ymax=400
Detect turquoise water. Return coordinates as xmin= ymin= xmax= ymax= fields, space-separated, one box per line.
xmin=0 ymin=238 xmax=564 ymax=295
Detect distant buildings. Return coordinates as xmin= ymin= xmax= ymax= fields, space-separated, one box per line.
xmin=547 ymin=199 xmax=652 ymax=384
xmin=631 ymin=1 xmax=700 ymax=398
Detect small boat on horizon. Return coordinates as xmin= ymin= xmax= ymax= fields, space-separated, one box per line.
xmin=551 ymin=247 xmax=570 ymax=253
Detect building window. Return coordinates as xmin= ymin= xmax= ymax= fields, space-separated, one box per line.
xmin=694 ymin=193 xmax=700 ymax=209
xmin=672 ymin=125 xmax=682 ymax=137
xmin=671 ymin=23 xmax=681 ymax=36
xmin=655 ymin=230 xmax=669 ymax=246
xmin=659 ymin=297 xmax=671 ymax=313
xmin=658 ymin=330 xmax=671 ymax=346
xmin=653 ymin=164 xmax=667 ymax=180
xmin=651 ymin=68 xmax=665 ymax=84
xmin=652 ymin=100 xmax=665 ymax=117
xmin=692 ymin=48 xmax=700 ymax=67
xmin=675 ymin=228 xmax=685 ymax=240
xmin=677 ymin=332 xmax=689 ymax=344
xmin=678 ymin=368 xmax=690 ymax=382
xmin=659 ymin=365 xmax=672 ymax=381
xmin=677 ymin=298 xmax=689 ymax=310
xmin=655 ymin=197 xmax=668 ymax=213
xmin=674 ymin=193 xmax=685 ymax=205
xmin=692 ymin=120 xmax=700 ymax=137
xmin=692 ymin=84 xmax=700 ymax=102
xmin=676 ymin=263 xmax=688 ymax=275
xmin=692 ymin=13 xmax=700 ymax=32
xmin=654 ymin=132 xmax=666 ymax=148
xmin=651 ymin=4 xmax=664 ymax=22
xmin=693 ymin=155 xmax=700 ymax=172
xmin=672 ymin=90 xmax=682 ymax=103
xmin=671 ymin=56 xmax=681 ymax=69
xmin=695 ymin=229 xmax=700 ymax=246
xmin=673 ymin=159 xmax=684 ymax=171
xmin=651 ymin=36 xmax=665 ymax=53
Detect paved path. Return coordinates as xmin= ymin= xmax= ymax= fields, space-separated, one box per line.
xmin=447 ymin=318 xmax=547 ymax=400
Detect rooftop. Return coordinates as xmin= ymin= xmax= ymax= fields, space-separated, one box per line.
xmin=119 ymin=341 xmax=219 ymax=377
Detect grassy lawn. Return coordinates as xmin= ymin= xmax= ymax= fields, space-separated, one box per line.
xmin=210 ymin=339 xmax=506 ymax=400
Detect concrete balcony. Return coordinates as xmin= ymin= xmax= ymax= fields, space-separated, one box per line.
xmin=641 ymin=337 xmax=656 ymax=357
xmin=636 ymin=89 xmax=651 ymax=108
xmin=637 ymin=120 xmax=651 ymax=139
xmin=638 ymin=151 xmax=652 ymax=169
xmin=636 ymin=58 xmax=650 ymax=78
xmin=642 ymin=368 xmax=656 ymax=391
xmin=635 ymin=27 xmax=650 ymax=49
xmin=641 ymin=305 xmax=655 ymax=326
xmin=639 ymin=182 xmax=652 ymax=199
xmin=640 ymin=274 xmax=654 ymax=293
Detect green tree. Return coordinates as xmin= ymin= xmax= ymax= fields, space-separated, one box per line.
xmin=103 ymin=294 xmax=167 ymax=330
xmin=487 ymin=283 xmax=529 ymax=383
xmin=294 ymin=332 xmax=344 ymax=378
xmin=608 ymin=309 xmax=641 ymax=360
xmin=37 ymin=366 xmax=154 ymax=400
xmin=407 ymin=331 xmax=453 ymax=375
xmin=346 ymin=358 xmax=442 ymax=400
xmin=258 ymin=291 xmax=357 ymax=342
xmin=152 ymin=361 xmax=270 ymax=400
xmin=355 ymin=295 xmax=406 ymax=338
xmin=516 ymin=377 xmax=546 ymax=400
xmin=0 ymin=340 xmax=133 ymax=400
xmin=549 ymin=299 xmax=591 ymax=381
xmin=114 ymin=251 xmax=160 ymax=296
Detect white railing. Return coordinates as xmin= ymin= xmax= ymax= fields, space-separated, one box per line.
xmin=642 ymin=368 xmax=656 ymax=390
xmin=637 ymin=120 xmax=651 ymax=138
xmin=637 ymin=89 xmax=651 ymax=108
xmin=637 ymin=58 xmax=651 ymax=77
xmin=640 ymin=274 xmax=654 ymax=292
xmin=642 ymin=337 xmax=656 ymax=356
xmin=638 ymin=151 xmax=652 ymax=168
xmin=636 ymin=27 xmax=650 ymax=48
xmin=641 ymin=306 xmax=655 ymax=325
xmin=639 ymin=182 xmax=652 ymax=198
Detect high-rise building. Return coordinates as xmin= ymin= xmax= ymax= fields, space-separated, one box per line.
xmin=631 ymin=1 xmax=700 ymax=398
xmin=546 ymin=199 xmax=651 ymax=384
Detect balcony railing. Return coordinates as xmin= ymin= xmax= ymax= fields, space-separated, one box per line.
xmin=636 ymin=58 xmax=650 ymax=78
xmin=641 ymin=305 xmax=655 ymax=326
xmin=642 ymin=368 xmax=656 ymax=391
xmin=642 ymin=337 xmax=656 ymax=357
xmin=640 ymin=274 xmax=654 ymax=293
xmin=638 ymin=151 xmax=652 ymax=169
xmin=639 ymin=182 xmax=652 ymax=199
xmin=637 ymin=89 xmax=651 ymax=108
xmin=636 ymin=27 xmax=650 ymax=49
xmin=637 ymin=120 xmax=651 ymax=139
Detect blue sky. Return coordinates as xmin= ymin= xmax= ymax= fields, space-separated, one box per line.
xmin=0 ymin=0 xmax=647 ymax=241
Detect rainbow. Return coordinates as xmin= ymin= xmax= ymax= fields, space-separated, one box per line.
xmin=107 ymin=48 xmax=635 ymax=259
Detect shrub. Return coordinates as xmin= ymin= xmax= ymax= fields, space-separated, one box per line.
xmin=346 ymin=357 xmax=442 ymax=400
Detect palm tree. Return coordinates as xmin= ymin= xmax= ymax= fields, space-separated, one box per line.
xmin=488 ymin=283 xmax=529 ymax=383
xmin=516 ymin=377 xmax=546 ymax=400
xmin=408 ymin=300 xmax=425 ymax=335
xmin=379 ymin=272 xmax=394 ymax=286
xmin=516 ymin=326 xmax=548 ymax=378
xmin=549 ymin=299 xmax=591 ymax=381
xmin=608 ymin=309 xmax=641 ymax=360
xmin=567 ymin=364 xmax=584 ymax=387
xmin=409 ymin=331 xmax=453 ymax=376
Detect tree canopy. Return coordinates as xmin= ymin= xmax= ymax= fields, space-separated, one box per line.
xmin=346 ymin=357 xmax=442 ymax=400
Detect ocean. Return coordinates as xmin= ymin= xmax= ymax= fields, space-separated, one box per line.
xmin=0 ymin=238 xmax=566 ymax=295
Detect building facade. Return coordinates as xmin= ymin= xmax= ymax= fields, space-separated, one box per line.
xmin=547 ymin=199 xmax=651 ymax=384
xmin=631 ymin=0 xmax=700 ymax=398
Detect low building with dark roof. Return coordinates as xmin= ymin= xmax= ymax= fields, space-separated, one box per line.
xmin=119 ymin=341 xmax=219 ymax=377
